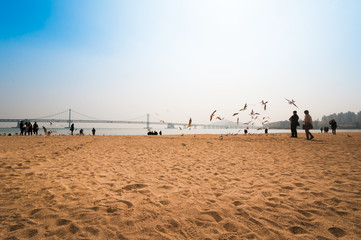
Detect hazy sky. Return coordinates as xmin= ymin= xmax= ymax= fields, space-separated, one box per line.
xmin=1 ymin=0 xmax=360 ymax=124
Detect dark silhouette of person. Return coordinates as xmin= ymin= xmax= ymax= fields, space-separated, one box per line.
xmin=289 ymin=111 xmax=299 ymax=138
xmin=70 ymin=123 xmax=75 ymax=135
xmin=329 ymin=119 xmax=337 ymax=135
xmin=92 ymin=128 xmax=96 ymax=136
xmin=25 ymin=122 xmax=33 ymax=135
xmin=19 ymin=121 xmax=25 ymax=136
xmin=265 ymin=128 xmax=268 ymax=134
xmin=244 ymin=129 xmax=248 ymax=134
xmin=33 ymin=122 xmax=39 ymax=135
xmin=320 ymin=127 xmax=323 ymax=133
xmin=159 ymin=130 xmax=162 ymax=135
xmin=303 ymin=110 xmax=314 ymax=140
xmin=79 ymin=129 xmax=84 ymax=135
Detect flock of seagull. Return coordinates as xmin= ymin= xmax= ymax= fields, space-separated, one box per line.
xmin=183 ymin=98 xmax=298 ymax=131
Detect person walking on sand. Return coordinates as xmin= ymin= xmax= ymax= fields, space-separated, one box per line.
xmin=329 ymin=119 xmax=337 ymax=135
xmin=289 ymin=110 xmax=299 ymax=138
xmin=303 ymin=110 xmax=314 ymax=140
xmin=70 ymin=123 xmax=75 ymax=135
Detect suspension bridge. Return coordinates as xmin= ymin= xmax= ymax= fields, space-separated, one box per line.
xmin=0 ymin=109 xmax=239 ymax=129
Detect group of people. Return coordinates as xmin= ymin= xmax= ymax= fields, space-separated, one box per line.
xmin=289 ymin=110 xmax=314 ymax=140
xmin=19 ymin=120 xmax=39 ymax=136
xmin=289 ymin=110 xmax=338 ymax=140
xmin=147 ymin=130 xmax=162 ymax=135
xmin=18 ymin=122 xmax=97 ymax=136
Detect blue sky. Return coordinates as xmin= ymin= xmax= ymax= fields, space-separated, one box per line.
xmin=1 ymin=0 xmax=360 ymax=124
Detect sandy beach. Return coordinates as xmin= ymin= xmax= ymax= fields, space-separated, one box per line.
xmin=0 ymin=132 xmax=360 ymax=239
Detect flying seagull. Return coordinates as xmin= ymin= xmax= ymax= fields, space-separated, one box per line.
xmin=210 ymin=110 xmax=216 ymax=121
xmin=250 ymin=109 xmax=260 ymax=118
xmin=240 ymin=103 xmax=247 ymax=111
xmin=42 ymin=126 xmax=53 ymax=136
xmin=187 ymin=118 xmax=192 ymax=128
xmin=232 ymin=112 xmax=239 ymax=116
xmin=261 ymin=100 xmax=268 ymax=111
xmin=285 ymin=98 xmax=298 ymax=108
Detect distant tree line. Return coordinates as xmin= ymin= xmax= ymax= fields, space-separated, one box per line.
xmin=265 ymin=111 xmax=361 ymax=129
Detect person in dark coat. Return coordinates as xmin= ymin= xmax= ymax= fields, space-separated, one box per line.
xmin=289 ymin=111 xmax=300 ymax=138
xmin=70 ymin=123 xmax=75 ymax=135
xmin=329 ymin=119 xmax=337 ymax=135
xmin=33 ymin=122 xmax=39 ymax=135
xmin=19 ymin=121 xmax=25 ymax=136
xmin=26 ymin=122 xmax=33 ymax=135
xmin=92 ymin=128 xmax=96 ymax=136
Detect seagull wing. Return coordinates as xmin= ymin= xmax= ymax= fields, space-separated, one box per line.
xmin=210 ymin=110 xmax=216 ymax=121
xmin=42 ymin=126 xmax=47 ymax=135
xmin=187 ymin=118 xmax=192 ymax=128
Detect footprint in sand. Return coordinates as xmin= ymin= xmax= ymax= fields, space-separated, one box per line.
xmin=69 ymin=224 xmax=79 ymax=234
xmin=25 ymin=229 xmax=38 ymax=238
xmin=122 ymin=183 xmax=147 ymax=191
xmin=56 ymin=219 xmax=71 ymax=226
xmin=201 ymin=211 xmax=223 ymax=222
xmin=233 ymin=201 xmax=243 ymax=206
xmin=261 ymin=191 xmax=272 ymax=197
xmin=297 ymin=209 xmax=313 ymax=218
xmin=289 ymin=226 xmax=308 ymax=234
xmin=293 ymin=182 xmax=304 ymax=187
xmin=107 ymin=207 xmax=118 ymax=213
xmin=328 ymin=227 xmax=346 ymax=238
xmin=119 ymin=199 xmax=134 ymax=208
xmin=223 ymin=222 xmax=239 ymax=232
xmin=85 ymin=226 xmax=99 ymax=235
xmin=9 ymin=224 xmax=25 ymax=231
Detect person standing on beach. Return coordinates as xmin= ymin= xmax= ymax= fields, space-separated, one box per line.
xmin=70 ymin=123 xmax=75 ymax=135
xmin=26 ymin=122 xmax=33 ymax=135
xmin=329 ymin=119 xmax=337 ymax=135
xmin=19 ymin=120 xmax=25 ymax=136
xmin=33 ymin=122 xmax=39 ymax=135
xmin=92 ymin=128 xmax=96 ymax=136
xmin=289 ymin=111 xmax=299 ymax=138
xmin=303 ymin=110 xmax=314 ymax=140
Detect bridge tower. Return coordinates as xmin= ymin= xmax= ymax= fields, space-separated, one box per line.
xmin=147 ymin=113 xmax=150 ymax=129
xmin=68 ymin=109 xmax=72 ymax=128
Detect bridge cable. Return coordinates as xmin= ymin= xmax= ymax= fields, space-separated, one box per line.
xmin=33 ymin=109 xmax=69 ymax=119
xmin=71 ymin=109 xmax=99 ymax=120
xmin=123 ymin=114 xmax=148 ymax=121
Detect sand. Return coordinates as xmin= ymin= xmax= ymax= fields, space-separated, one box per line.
xmin=0 ymin=132 xmax=360 ymax=240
